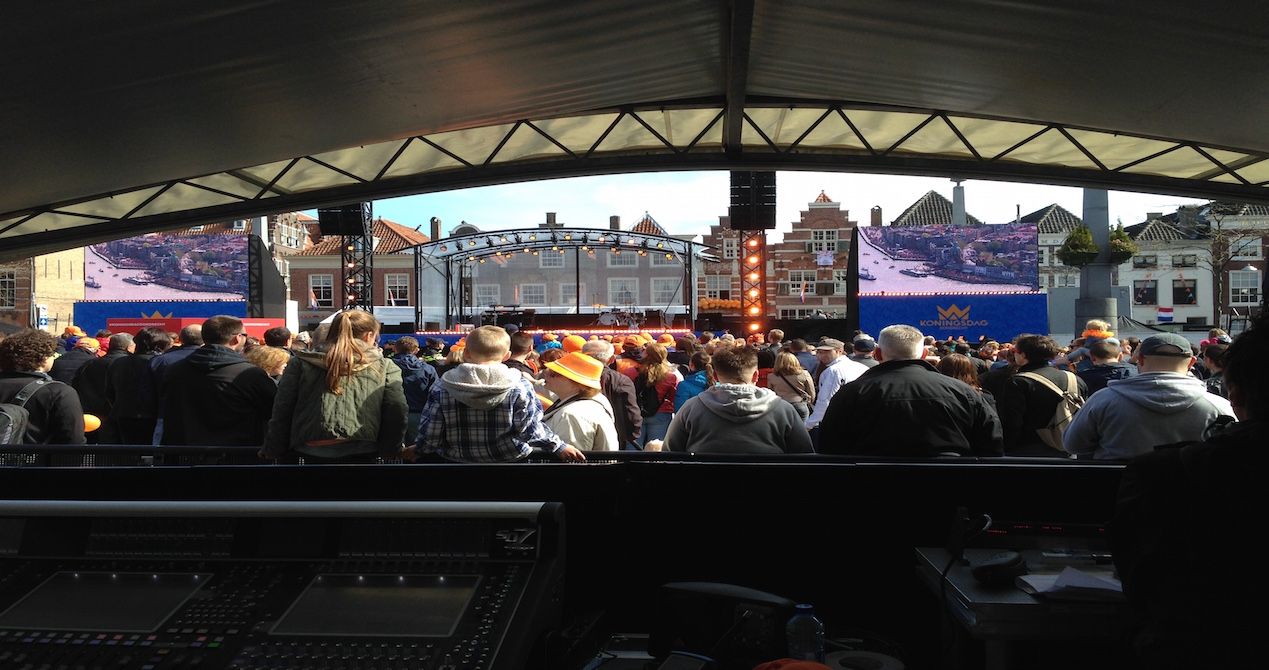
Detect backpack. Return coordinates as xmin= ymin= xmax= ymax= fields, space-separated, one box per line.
xmin=636 ymin=378 xmax=665 ymax=418
xmin=0 ymin=379 xmax=53 ymax=445
xmin=1017 ymin=371 xmax=1084 ymax=452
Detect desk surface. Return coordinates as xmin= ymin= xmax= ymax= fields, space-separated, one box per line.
xmin=915 ymin=547 xmax=1130 ymax=641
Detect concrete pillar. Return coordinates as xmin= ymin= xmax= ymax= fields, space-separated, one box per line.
xmin=1075 ymin=189 xmax=1117 ymax=336
xmin=951 ymin=179 xmax=966 ymax=226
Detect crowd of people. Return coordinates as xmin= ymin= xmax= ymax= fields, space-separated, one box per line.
xmin=0 ymin=316 xmax=1253 ymax=467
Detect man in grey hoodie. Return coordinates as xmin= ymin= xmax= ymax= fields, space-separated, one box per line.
xmin=656 ymin=347 xmax=813 ymax=455
xmin=1063 ymin=332 xmax=1235 ymax=460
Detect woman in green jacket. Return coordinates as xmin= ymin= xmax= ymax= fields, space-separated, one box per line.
xmin=262 ymin=311 xmax=408 ymax=462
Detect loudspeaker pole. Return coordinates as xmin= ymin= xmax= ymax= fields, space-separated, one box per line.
xmin=341 ymin=202 xmax=374 ymax=312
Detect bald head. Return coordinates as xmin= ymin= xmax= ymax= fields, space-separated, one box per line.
xmin=878 ymin=324 xmax=925 ymax=360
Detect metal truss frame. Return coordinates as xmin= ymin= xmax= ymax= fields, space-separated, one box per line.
xmin=340 ymin=202 xmax=374 ymax=311
xmin=738 ymin=231 xmax=766 ymax=333
xmin=4 ymin=100 xmax=1269 ymax=260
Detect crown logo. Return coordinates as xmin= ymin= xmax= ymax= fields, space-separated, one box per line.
xmin=937 ymin=304 xmax=970 ymax=320
xmin=143 ymin=310 xmax=174 ymax=318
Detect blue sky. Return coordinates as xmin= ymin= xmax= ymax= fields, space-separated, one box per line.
xmin=358 ymin=171 xmax=1204 ymax=240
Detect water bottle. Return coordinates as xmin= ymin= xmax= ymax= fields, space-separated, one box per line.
xmin=785 ymin=603 xmax=825 ymax=662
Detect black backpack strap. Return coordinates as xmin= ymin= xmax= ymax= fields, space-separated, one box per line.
xmin=12 ymin=378 xmax=53 ymax=407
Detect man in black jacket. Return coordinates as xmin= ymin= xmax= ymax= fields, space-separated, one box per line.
xmin=0 ymin=329 xmax=86 ymax=444
xmin=48 ymin=337 xmax=100 ymax=384
xmin=72 ymin=333 xmax=131 ymax=443
xmin=583 ymin=339 xmax=642 ymax=449
xmin=160 ymin=316 xmax=276 ymax=447
xmin=996 ymin=334 xmax=1088 ymax=456
xmin=818 ymin=324 xmax=1002 ymax=457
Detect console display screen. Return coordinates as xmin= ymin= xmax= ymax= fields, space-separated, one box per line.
xmin=272 ymin=575 xmax=481 ymax=637
xmin=0 ymin=572 xmax=209 ymax=632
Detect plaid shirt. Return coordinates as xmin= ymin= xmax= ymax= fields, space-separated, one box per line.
xmin=415 ymin=374 xmax=565 ymax=462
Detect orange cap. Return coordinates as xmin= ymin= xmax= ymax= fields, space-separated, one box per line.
xmin=562 ymin=334 xmax=586 ymax=353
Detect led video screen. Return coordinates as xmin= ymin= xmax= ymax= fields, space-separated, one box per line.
xmin=85 ymin=233 xmax=249 ymax=301
xmin=857 ymin=223 xmax=1039 ymax=293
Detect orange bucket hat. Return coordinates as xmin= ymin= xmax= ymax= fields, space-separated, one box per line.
xmin=544 ymin=351 xmax=604 ymax=389
xmin=562 ymin=334 xmax=586 ymax=353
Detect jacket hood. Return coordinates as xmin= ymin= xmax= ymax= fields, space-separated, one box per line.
xmin=1106 ymin=372 xmax=1215 ymax=412
xmin=185 ymin=344 xmax=250 ymax=371
xmin=392 ymin=353 xmax=426 ymax=371
xmin=442 ymin=362 xmax=520 ymax=409
xmin=294 ymin=339 xmax=383 ymax=372
xmin=695 ymin=383 xmax=780 ymax=422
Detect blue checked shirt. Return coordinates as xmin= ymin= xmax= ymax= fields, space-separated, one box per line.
xmin=415 ymin=374 xmax=565 ymax=462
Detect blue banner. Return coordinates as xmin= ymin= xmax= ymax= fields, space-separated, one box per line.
xmin=73 ymin=300 xmax=247 ymax=335
xmin=858 ymin=293 xmax=1048 ymax=342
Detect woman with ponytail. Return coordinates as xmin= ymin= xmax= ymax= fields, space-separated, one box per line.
xmin=263 ymin=311 xmax=408 ymax=462
xmin=634 ymin=343 xmax=678 ymax=447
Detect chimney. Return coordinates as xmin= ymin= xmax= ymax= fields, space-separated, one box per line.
xmin=546 ymin=212 xmax=557 ymax=227
xmin=429 ymin=217 xmax=441 ymax=240
xmin=951 ymin=178 xmax=966 ymax=226
xmin=609 ymin=215 xmax=621 ymax=230
xmin=870 ymin=206 xmax=882 ymax=227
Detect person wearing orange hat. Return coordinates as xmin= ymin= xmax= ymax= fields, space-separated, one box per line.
xmin=561 ymin=334 xmax=586 ymax=353
xmin=657 ymin=333 xmax=675 ymax=346
xmin=614 ymin=335 xmax=644 ymax=380
xmin=542 ymin=352 xmax=619 ymax=451
xmin=536 ymin=332 xmax=562 ymax=354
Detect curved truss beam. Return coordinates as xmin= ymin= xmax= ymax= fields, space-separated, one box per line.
xmin=408 ymin=227 xmax=716 ymax=265
xmin=3 ymin=101 xmax=1268 ymax=260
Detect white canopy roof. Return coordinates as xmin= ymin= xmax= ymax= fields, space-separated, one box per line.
xmin=2 ymin=1 xmax=1266 ymax=259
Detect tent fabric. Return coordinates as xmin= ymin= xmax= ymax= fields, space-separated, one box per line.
xmin=2 ymin=1 xmax=1267 ymax=259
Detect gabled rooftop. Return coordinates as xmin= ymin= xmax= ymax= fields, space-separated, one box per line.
xmin=1020 ymin=204 xmax=1082 ymax=234
xmin=630 ymin=212 xmax=667 ymax=236
xmin=891 ymin=191 xmax=983 ymax=227
xmin=295 ymin=217 xmax=430 ymax=256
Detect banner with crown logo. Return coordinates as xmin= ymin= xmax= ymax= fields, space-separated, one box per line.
xmin=858 ymin=293 xmax=1047 ymax=341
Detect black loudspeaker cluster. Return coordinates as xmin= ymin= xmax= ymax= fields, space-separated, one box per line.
xmin=729 ymin=171 xmax=776 ymax=230
xmin=316 ymin=204 xmax=370 ymax=236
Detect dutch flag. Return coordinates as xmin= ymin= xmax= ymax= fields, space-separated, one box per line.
xmin=1157 ymin=307 xmax=1174 ymax=323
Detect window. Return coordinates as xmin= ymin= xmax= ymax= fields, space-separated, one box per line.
xmin=1133 ymin=280 xmax=1157 ymax=305
xmin=779 ymin=281 xmax=816 ymax=296
xmin=1057 ymin=274 xmax=1079 ymax=287
xmin=1171 ymin=254 xmax=1197 ymax=268
xmin=309 ymin=274 xmax=333 ymax=309
xmin=704 ymin=275 xmax=731 ymax=300
xmin=788 ymin=270 xmax=817 ymax=283
xmin=475 ymin=284 xmax=501 ymax=307
xmin=607 ymin=251 xmax=638 ymax=268
xmin=722 ymin=237 xmax=738 ymax=260
xmin=808 ymin=230 xmax=838 ymax=253
xmin=651 ymin=278 xmax=681 ymax=305
xmin=1038 ymin=248 xmax=1047 ymax=266
xmin=833 ymin=270 xmax=850 ymax=294
xmin=779 ymin=308 xmax=818 ymax=319
xmin=539 ymin=252 xmax=565 ymax=269
xmin=608 ymin=278 xmax=638 ymax=305
xmin=232 ymin=219 xmax=247 ymax=231
xmin=1232 ymin=239 xmax=1263 ymax=259
xmin=384 ymin=274 xmax=410 ymax=306
xmin=1133 ymin=255 xmax=1158 ymax=269
xmin=1171 ymin=279 xmax=1197 ymax=305
xmin=1230 ymin=270 xmax=1261 ymax=305
xmin=559 ymin=283 xmax=586 ymax=306
xmin=651 ymin=251 xmax=678 ymax=267
xmin=520 ymin=283 xmax=546 ymax=306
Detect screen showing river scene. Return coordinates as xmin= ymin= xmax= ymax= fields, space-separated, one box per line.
xmin=858 ymin=223 xmax=1040 ymax=293
xmin=85 ymin=233 xmax=249 ymax=301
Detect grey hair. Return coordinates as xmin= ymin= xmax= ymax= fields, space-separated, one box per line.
xmin=879 ymin=324 xmax=925 ymax=360
xmin=582 ymin=339 xmax=615 ymax=362
xmin=107 ymin=332 xmax=134 ymax=351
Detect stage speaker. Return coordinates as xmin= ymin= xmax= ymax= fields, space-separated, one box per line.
xmin=317 ymin=204 xmax=370 ymax=236
xmin=729 ymin=171 xmax=776 ymax=230
xmin=694 ymin=318 xmax=712 ymax=332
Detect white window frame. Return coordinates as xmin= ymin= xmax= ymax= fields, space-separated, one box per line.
xmin=650 ymin=277 xmax=681 ymax=305
xmin=833 ymin=269 xmax=850 ymax=294
xmin=704 ymin=274 xmax=731 ymax=299
xmin=608 ymin=277 xmax=638 ymax=306
xmin=384 ymin=273 xmax=410 ymax=306
xmin=1232 ymin=239 xmax=1262 ymax=260
xmin=607 ymin=251 xmax=638 ymax=268
xmin=722 ymin=237 xmax=738 ymax=260
xmin=309 ymin=274 xmax=334 ymax=309
xmin=788 ymin=270 xmax=817 ymax=283
xmin=810 ymin=230 xmax=838 ymax=252
xmin=1230 ymin=270 xmax=1261 ymax=305
xmin=539 ymin=252 xmax=565 ymax=269
xmin=519 ymin=283 xmax=547 ymax=306
xmin=779 ymin=308 xmax=817 ymax=319
xmin=232 ymin=219 xmax=247 ymax=231
xmin=559 ymin=283 xmax=586 ymax=306
xmin=475 ymin=284 xmax=501 ymax=307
